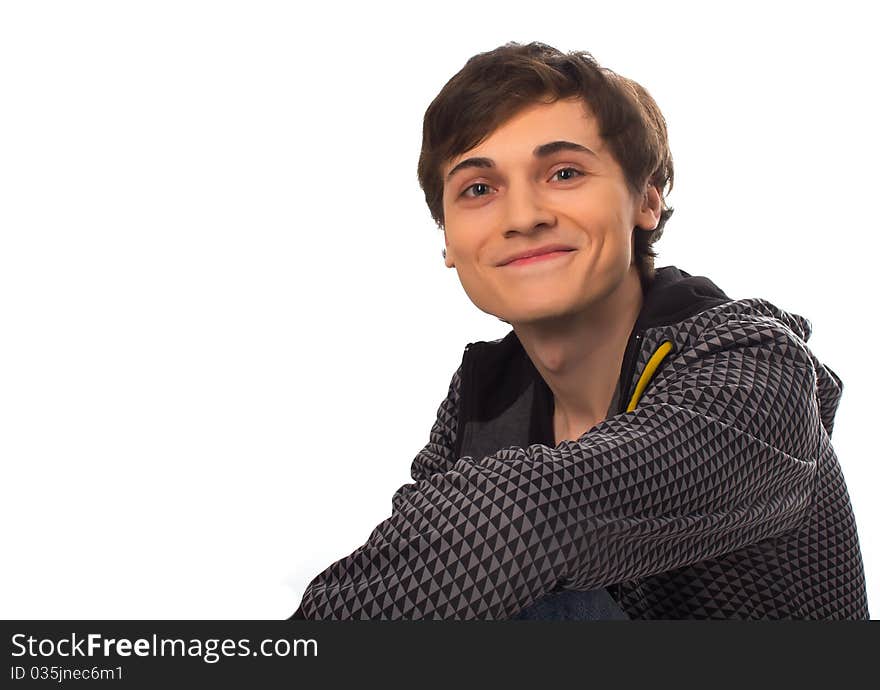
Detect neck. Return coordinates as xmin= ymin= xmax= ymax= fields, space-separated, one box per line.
xmin=512 ymin=263 xmax=644 ymax=442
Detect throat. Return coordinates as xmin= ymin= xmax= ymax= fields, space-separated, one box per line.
xmin=553 ymin=409 xmax=603 ymax=445
xmin=551 ymin=381 xmax=620 ymax=445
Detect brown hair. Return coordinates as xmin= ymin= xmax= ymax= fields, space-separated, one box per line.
xmin=417 ymin=41 xmax=674 ymax=292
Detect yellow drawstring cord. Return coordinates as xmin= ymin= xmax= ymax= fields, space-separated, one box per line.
xmin=626 ymin=340 xmax=674 ymax=412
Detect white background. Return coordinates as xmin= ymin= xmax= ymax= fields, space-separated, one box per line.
xmin=1 ymin=0 xmax=876 ymax=619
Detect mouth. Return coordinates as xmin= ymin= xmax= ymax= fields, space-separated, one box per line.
xmin=500 ymin=249 xmax=576 ymax=267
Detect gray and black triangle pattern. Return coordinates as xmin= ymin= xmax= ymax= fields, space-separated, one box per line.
xmin=296 ymin=298 xmax=869 ymax=619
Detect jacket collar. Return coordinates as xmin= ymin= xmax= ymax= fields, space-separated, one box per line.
xmin=453 ymin=266 xmax=733 ymax=460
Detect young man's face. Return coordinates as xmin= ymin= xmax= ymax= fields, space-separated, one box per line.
xmin=441 ymin=96 xmax=660 ymax=325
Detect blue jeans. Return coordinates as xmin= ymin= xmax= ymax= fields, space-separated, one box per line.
xmin=511 ymin=587 xmax=629 ymax=620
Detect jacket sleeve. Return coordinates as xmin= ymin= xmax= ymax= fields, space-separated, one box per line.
xmin=402 ymin=363 xmax=463 ymax=485
xmin=293 ymin=315 xmax=821 ymax=619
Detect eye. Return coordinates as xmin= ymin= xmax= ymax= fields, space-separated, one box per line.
xmin=551 ymin=167 xmax=585 ymax=182
xmin=458 ymin=167 xmax=585 ymax=200
xmin=460 ymin=181 xmax=494 ymax=199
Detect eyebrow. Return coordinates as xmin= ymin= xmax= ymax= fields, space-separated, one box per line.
xmin=445 ymin=140 xmax=598 ymax=183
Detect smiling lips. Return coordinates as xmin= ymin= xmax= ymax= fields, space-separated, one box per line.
xmin=499 ymin=246 xmax=576 ymax=267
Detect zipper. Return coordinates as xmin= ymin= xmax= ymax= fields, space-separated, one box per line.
xmin=454 ymin=343 xmax=475 ymax=459
xmin=617 ymin=331 xmax=643 ymax=416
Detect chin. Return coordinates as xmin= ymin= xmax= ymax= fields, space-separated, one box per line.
xmin=495 ymin=301 xmax=576 ymax=325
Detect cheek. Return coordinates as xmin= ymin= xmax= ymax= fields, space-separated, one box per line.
xmin=449 ymin=233 xmax=485 ymax=266
xmin=455 ymin=253 xmax=497 ymax=299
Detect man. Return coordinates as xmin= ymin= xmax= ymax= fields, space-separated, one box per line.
xmin=289 ymin=42 xmax=868 ymax=619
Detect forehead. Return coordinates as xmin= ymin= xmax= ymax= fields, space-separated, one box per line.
xmin=444 ymin=97 xmax=602 ymax=176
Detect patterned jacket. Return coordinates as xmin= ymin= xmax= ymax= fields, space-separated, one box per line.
xmin=291 ymin=266 xmax=869 ymax=619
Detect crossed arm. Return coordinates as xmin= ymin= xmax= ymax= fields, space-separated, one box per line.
xmin=292 ymin=317 xmax=820 ymax=619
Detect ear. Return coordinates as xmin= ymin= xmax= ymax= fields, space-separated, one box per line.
xmin=443 ymin=229 xmax=455 ymax=268
xmin=634 ymin=184 xmax=662 ymax=231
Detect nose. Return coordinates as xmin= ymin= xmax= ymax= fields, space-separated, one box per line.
xmin=503 ymin=180 xmax=556 ymax=237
